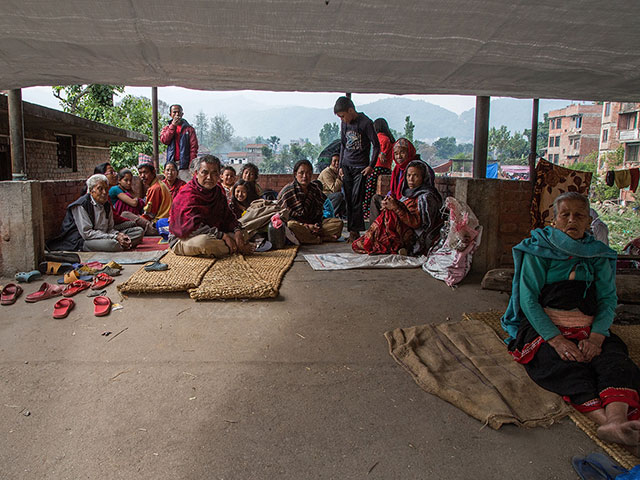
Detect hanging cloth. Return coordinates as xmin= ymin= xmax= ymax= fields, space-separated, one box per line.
xmin=614 ymin=169 xmax=631 ymax=189
xmin=630 ymin=168 xmax=639 ymax=193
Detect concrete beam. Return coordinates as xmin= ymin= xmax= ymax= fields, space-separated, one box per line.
xmin=8 ymin=89 xmax=26 ymax=180
xmin=152 ymin=87 xmax=159 ymax=170
xmin=0 ymin=180 xmax=44 ymax=276
xmin=472 ymin=96 xmax=490 ymax=179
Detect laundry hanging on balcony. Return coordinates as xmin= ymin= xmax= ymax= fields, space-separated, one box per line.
xmin=605 ymin=168 xmax=639 ymax=192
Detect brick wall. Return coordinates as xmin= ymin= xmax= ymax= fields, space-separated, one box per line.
xmin=497 ymin=180 xmax=533 ymax=266
xmin=260 ymin=173 xmax=318 ymax=193
xmin=41 ymin=179 xmax=87 ymax=241
xmin=376 ymin=174 xmax=456 ymax=199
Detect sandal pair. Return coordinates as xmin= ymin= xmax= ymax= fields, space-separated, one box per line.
xmin=1 ymin=284 xmax=23 ymax=305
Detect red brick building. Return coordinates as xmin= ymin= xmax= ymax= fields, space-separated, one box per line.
xmin=0 ymin=95 xmax=146 ymax=181
xmin=598 ymin=101 xmax=622 ymax=170
xmin=546 ymin=104 xmax=602 ymax=167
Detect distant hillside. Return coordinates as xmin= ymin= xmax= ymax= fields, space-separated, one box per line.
xmin=197 ymin=97 xmax=583 ymax=144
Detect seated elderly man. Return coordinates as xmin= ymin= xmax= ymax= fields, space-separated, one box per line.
xmin=317 ymin=154 xmax=345 ymax=217
xmin=47 ymin=174 xmax=144 ymax=252
xmin=169 ymin=155 xmax=252 ymax=257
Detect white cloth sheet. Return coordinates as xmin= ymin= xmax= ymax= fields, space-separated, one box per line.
xmin=304 ymin=253 xmax=426 ymax=271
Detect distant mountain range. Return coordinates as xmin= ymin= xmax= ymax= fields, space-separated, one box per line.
xmin=195 ymin=97 xmax=580 ymax=145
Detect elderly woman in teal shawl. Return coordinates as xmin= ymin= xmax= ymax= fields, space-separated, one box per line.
xmin=502 ymin=192 xmax=640 ymax=452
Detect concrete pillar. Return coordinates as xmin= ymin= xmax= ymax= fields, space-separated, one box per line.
xmin=472 ymin=96 xmax=490 ymax=179
xmin=0 ymin=181 xmax=44 ymax=276
xmin=152 ymin=87 xmax=159 ymax=170
xmin=529 ymin=99 xmax=539 ymax=185
xmin=8 ymin=89 xmax=27 ymax=180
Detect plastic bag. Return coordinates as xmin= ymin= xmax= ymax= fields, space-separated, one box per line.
xmin=445 ymin=197 xmax=480 ymax=251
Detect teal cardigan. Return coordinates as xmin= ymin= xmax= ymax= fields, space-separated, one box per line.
xmin=501 ymin=226 xmax=617 ymax=342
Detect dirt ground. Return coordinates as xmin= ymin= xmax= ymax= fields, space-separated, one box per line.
xmin=0 ymin=243 xmax=598 ymax=479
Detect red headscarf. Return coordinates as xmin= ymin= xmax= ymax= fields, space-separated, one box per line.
xmin=389 ymin=138 xmax=417 ymax=199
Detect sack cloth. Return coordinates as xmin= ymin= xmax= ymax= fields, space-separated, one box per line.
xmin=385 ymin=318 xmax=571 ymax=429
xmin=239 ymin=199 xmax=290 ymax=238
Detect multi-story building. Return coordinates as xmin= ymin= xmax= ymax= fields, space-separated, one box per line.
xmin=598 ymin=102 xmax=621 ymax=170
xmin=546 ymin=104 xmax=602 ymax=167
xmin=615 ymin=102 xmax=640 ymax=166
xmin=225 ymin=143 xmax=267 ymax=166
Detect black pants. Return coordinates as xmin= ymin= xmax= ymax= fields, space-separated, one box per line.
xmin=342 ymin=165 xmax=366 ymax=232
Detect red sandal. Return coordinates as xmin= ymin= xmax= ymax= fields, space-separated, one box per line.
xmin=1 ymin=283 xmax=23 ymax=305
xmin=90 ymin=273 xmax=114 ymax=290
xmin=53 ymin=298 xmax=75 ymax=319
xmin=25 ymin=283 xmax=64 ymax=303
xmin=93 ymin=296 xmax=112 ymax=317
xmin=62 ymin=279 xmax=91 ymax=297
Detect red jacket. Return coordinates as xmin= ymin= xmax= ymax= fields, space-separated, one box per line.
xmin=160 ymin=120 xmax=199 ymax=170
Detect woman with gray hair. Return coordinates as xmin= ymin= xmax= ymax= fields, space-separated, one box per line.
xmin=47 ymin=174 xmax=144 ymax=252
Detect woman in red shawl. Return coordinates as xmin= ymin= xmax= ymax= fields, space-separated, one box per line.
xmin=368 ymin=138 xmax=416 ymax=222
xmin=169 ymin=155 xmax=251 ymax=257
xmin=353 ymin=160 xmax=443 ymax=255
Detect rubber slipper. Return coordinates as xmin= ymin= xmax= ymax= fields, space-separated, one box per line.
xmin=93 ymin=296 xmax=112 ymax=317
xmin=572 ymin=456 xmax=609 ymax=480
xmin=1 ymin=283 xmax=23 ymax=305
xmin=585 ymin=453 xmax=628 ymax=479
xmin=76 ymin=265 xmax=98 ymax=275
xmin=53 ymin=298 xmax=75 ymax=319
xmin=57 ymin=271 xmax=93 ymax=284
xmin=15 ymin=270 xmax=43 ymax=283
xmin=99 ymin=266 xmax=121 ymax=276
xmin=85 ymin=261 xmax=105 ymax=270
xmin=103 ymin=261 xmax=122 ymax=271
xmin=255 ymin=240 xmax=272 ymax=252
xmin=62 ymin=279 xmax=91 ymax=297
xmin=91 ymin=273 xmax=114 ymax=290
xmin=25 ymin=282 xmax=64 ymax=303
xmin=144 ymin=261 xmax=169 ymax=272
xmin=38 ymin=261 xmax=74 ymax=275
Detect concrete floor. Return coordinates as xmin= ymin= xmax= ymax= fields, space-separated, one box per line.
xmin=0 ymin=243 xmax=596 ymax=479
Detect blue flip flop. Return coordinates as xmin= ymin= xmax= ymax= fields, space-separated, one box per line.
xmin=585 ymin=453 xmax=629 ymax=479
xmin=15 ymin=270 xmax=42 ymax=283
xmin=573 ymin=456 xmax=608 ymax=480
xmin=144 ymin=261 xmax=169 ymax=272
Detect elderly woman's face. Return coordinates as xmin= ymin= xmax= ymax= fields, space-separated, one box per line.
xmin=394 ymin=146 xmax=409 ymax=164
xmin=554 ymin=199 xmax=591 ymax=240
xmin=104 ymin=165 xmax=117 ymax=186
xmin=295 ymin=164 xmax=313 ymax=187
xmin=90 ymin=181 xmax=109 ymax=204
xmin=406 ymin=166 xmax=424 ymax=189
xmin=164 ymin=163 xmax=178 ymax=184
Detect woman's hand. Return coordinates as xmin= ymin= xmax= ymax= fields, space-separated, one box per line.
xmin=382 ymin=196 xmax=398 ymax=212
xmin=547 ymin=335 xmax=585 ymax=362
xmin=578 ymin=333 xmax=604 ymax=362
xmin=307 ymin=223 xmax=321 ymax=234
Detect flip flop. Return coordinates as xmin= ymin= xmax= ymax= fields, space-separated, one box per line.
xmin=14 ymin=270 xmax=43 ymax=283
xmin=85 ymin=261 xmax=105 ymax=270
xmin=102 ymin=261 xmax=122 ymax=271
xmin=144 ymin=261 xmax=169 ymax=272
xmin=255 ymin=240 xmax=273 ymax=252
xmin=1 ymin=283 xmax=23 ymax=305
xmin=98 ymin=266 xmax=121 ymax=276
xmin=53 ymin=298 xmax=75 ymax=319
xmin=38 ymin=261 xmax=74 ymax=275
xmin=585 ymin=453 xmax=628 ymax=479
xmin=62 ymin=279 xmax=91 ymax=297
xmin=25 ymin=282 xmax=64 ymax=303
xmin=93 ymin=296 xmax=112 ymax=317
xmin=57 ymin=271 xmax=93 ymax=284
xmin=572 ymin=456 xmax=609 ymax=480
xmin=91 ymin=273 xmax=114 ymax=290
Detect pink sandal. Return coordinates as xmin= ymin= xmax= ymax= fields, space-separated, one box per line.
xmin=25 ymin=282 xmax=64 ymax=303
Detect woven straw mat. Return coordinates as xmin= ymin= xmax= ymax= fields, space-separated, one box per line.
xmin=117 ymin=251 xmax=215 ymax=293
xmin=464 ymin=310 xmax=640 ymax=469
xmin=189 ymin=246 xmax=298 ymax=300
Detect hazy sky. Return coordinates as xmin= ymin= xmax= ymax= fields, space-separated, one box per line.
xmin=22 ymin=86 xmax=478 ymax=115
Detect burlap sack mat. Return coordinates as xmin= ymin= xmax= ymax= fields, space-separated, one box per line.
xmin=466 ymin=310 xmax=640 ymax=469
xmin=189 ymin=246 xmax=298 ymax=300
xmin=385 ymin=318 xmax=571 ymax=430
xmin=118 ymin=251 xmax=215 ymax=294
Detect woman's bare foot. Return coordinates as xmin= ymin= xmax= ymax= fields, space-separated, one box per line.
xmin=596 ymin=420 xmax=640 ymax=446
xmin=347 ymin=231 xmax=359 ymax=243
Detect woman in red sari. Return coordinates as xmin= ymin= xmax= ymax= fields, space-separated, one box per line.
xmin=353 ymin=160 xmax=442 ymax=255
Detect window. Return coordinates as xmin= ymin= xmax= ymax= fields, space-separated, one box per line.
xmin=604 ymin=103 xmax=611 ymax=117
xmin=575 ymin=140 xmax=580 ymax=150
xmin=549 ymin=137 xmax=554 ymax=147
xmin=56 ymin=135 xmax=76 ymax=171
xmin=576 ymin=116 xmax=582 ymax=128
xmin=553 ymin=154 xmax=559 ymax=164
xmin=569 ymin=138 xmax=573 ymax=145
xmin=555 ymin=136 xmax=560 ymax=146
xmin=549 ymin=118 xmax=555 ymax=130
xmin=556 ymin=118 xmax=562 ymax=129
xmin=603 ymin=129 xmax=609 ymax=143
xmin=628 ymin=144 xmax=640 ymax=163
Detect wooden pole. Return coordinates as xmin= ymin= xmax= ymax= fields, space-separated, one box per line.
xmin=529 ymin=98 xmax=539 ymax=185
xmin=152 ymin=87 xmax=159 ymax=170
xmin=8 ymin=89 xmax=26 ymax=180
xmin=472 ymin=96 xmax=490 ymax=179
xmin=346 ymin=92 xmax=351 ymax=99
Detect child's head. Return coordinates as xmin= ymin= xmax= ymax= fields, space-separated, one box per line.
xmin=334 ymin=96 xmax=357 ymax=123
xmin=221 ymin=165 xmax=237 ymax=187
xmin=117 ymin=168 xmax=133 ymax=190
xmin=232 ymin=179 xmax=250 ymax=204
xmin=241 ymin=163 xmax=259 ymax=183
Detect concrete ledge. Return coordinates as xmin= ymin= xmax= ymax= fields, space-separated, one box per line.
xmin=0 ymin=180 xmax=44 ymax=276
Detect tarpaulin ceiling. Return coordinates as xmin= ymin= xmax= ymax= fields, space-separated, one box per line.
xmin=1 ymin=0 xmax=639 ymax=101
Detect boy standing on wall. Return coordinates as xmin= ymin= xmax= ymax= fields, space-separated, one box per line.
xmin=334 ymin=96 xmax=380 ymax=242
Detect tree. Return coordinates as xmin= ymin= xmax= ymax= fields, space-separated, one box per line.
xmin=193 ymin=111 xmax=209 ymax=147
xmin=268 ymin=136 xmax=281 ymax=153
xmin=52 ymin=84 xmax=167 ymax=170
xmin=488 ymin=126 xmax=511 ymax=160
xmin=433 ymin=137 xmax=458 ymax=159
xmin=404 ymin=116 xmax=415 ymax=142
xmin=523 ymin=112 xmax=549 ymax=157
xmin=207 ymin=114 xmax=234 ymax=152
xmin=319 ymin=122 xmax=340 ymax=147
